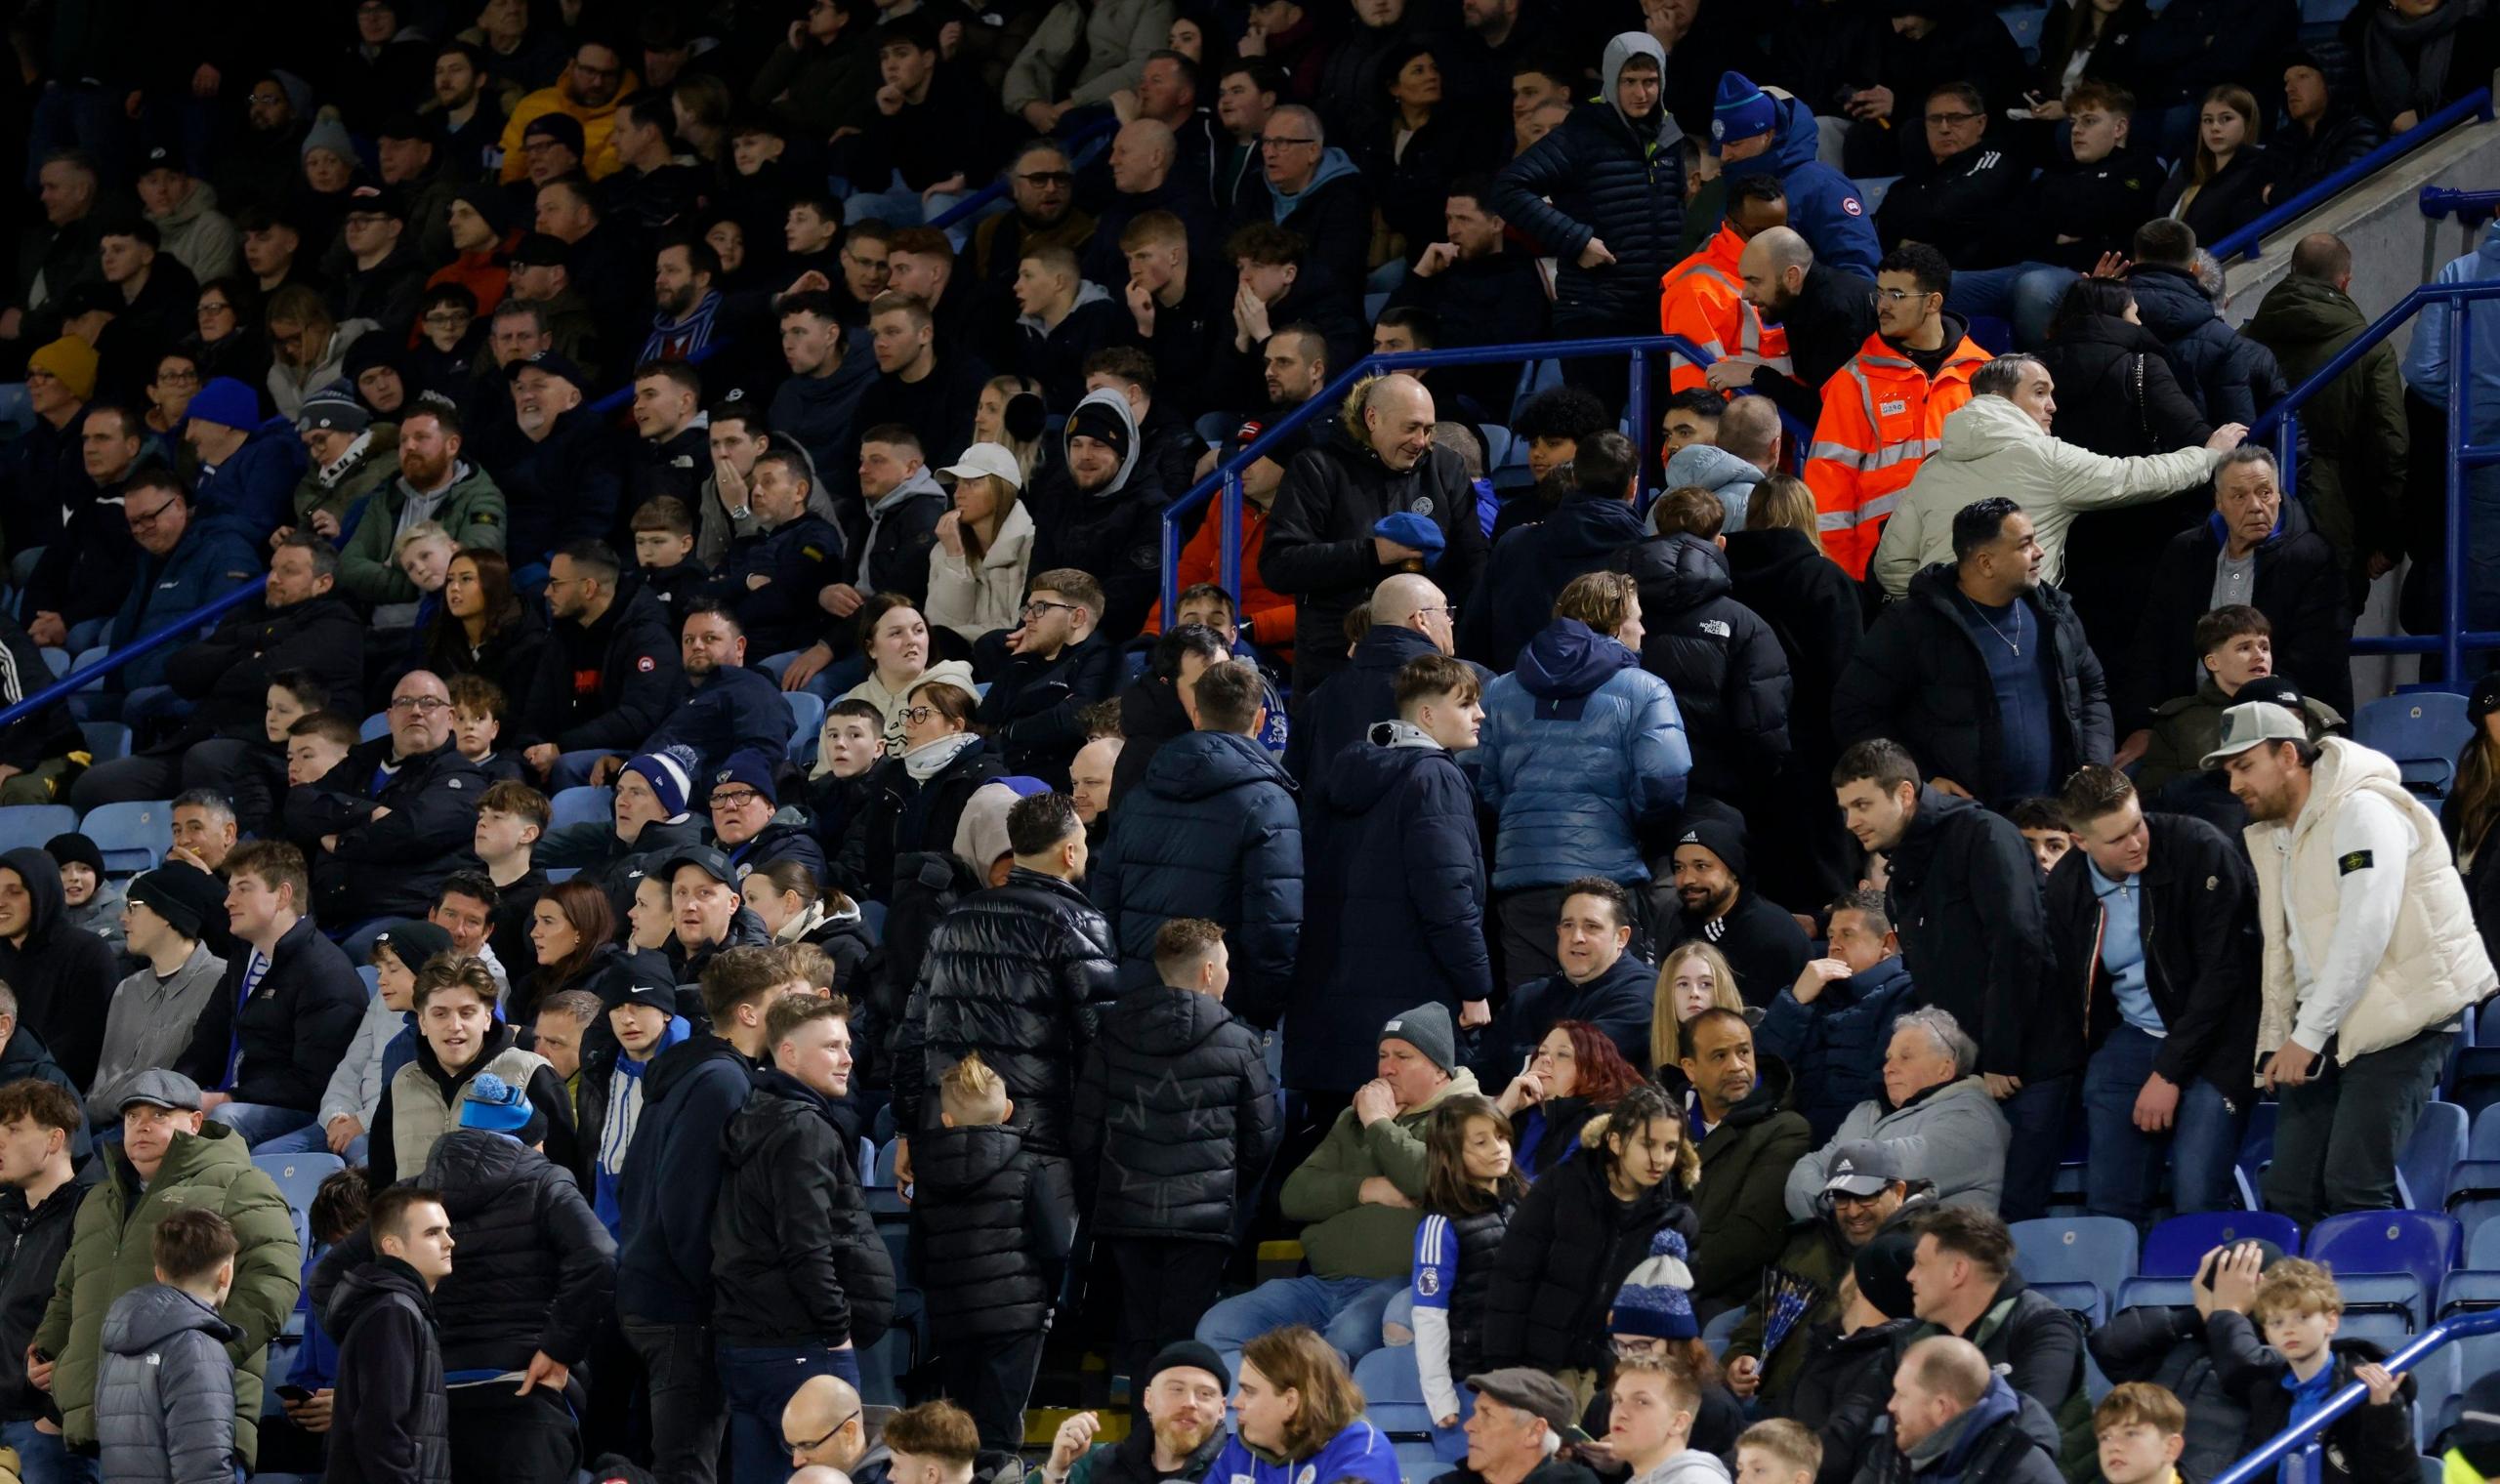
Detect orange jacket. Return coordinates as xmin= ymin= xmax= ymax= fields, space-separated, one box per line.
xmin=1658 ymin=225 xmax=1789 ymax=394
xmin=1803 ymin=330 xmax=1992 ymax=577
xmin=1142 ymin=498 xmax=1298 ymax=655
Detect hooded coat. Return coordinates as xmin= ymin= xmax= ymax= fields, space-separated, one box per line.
xmin=1073 ymin=983 xmax=1280 ymax=1241
xmin=1479 ymin=1141 xmax=1698 ymax=1372
xmin=0 ymin=848 xmax=124 ymax=1088
xmin=1889 ymin=786 xmax=2057 ymax=1087
xmin=2031 ymin=310 xmax=2210 ymax=461
xmin=1282 ymin=622 xmax=1474 ymax=785
xmin=1471 ymin=953 xmax=1654 ymax=1092
xmin=1470 ymin=491 xmax=1651 ymax=673
xmin=519 ymin=583 xmax=684 ymax=756
xmin=2243 ymin=270 xmax=2411 ymax=584
xmin=1754 ymin=954 xmax=1918 ymax=1143
xmin=322 ymin=1257 xmax=451 ymax=1484
xmin=614 ymin=1036 xmax=760 ymax=1325
xmin=1847 ymin=1375 xmax=2063 ymax=1484
xmin=2128 ymin=263 xmax=2289 ymax=427
xmin=96 ymin=1283 xmax=243 ymax=1484
xmin=1282 ymin=1067 xmax=1485 ymax=1279
xmin=1268 ymin=146 xmax=1376 ymax=293
xmin=1616 ymin=531 xmax=1793 ymax=807
xmin=1478 ymin=621 xmax=1691 ymax=889
xmin=911 ymin=1120 xmax=1077 ymax=1342
xmin=1292 ymin=725 xmax=1492 ymax=1092
xmin=1691 ymin=1057 xmax=1813 ymax=1305
xmin=1025 ymin=391 xmax=1169 ymax=642
xmin=0 ymin=1168 xmax=92 ymax=1423
xmin=161 ymin=590 xmax=367 ymax=748
xmin=1090 ymin=730 xmax=1302 ymax=1023
xmin=1654 ymin=445 xmax=1767 ymax=532
xmin=711 ymin=1068 xmax=894 ymax=1349
xmin=146 ymin=181 xmax=238 ymax=285
xmin=1718 ymin=92 xmax=1881 ymax=277
xmin=33 ymin=1125 xmax=299 ymax=1462
xmin=1491 ymin=34 xmax=1686 ymax=330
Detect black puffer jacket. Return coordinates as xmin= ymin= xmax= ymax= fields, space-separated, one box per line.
xmin=909 ymin=1122 xmax=1075 ymax=1342
xmin=311 ymin=1131 xmax=614 ymax=1387
xmin=711 ymin=1069 xmax=894 ymax=1349
xmin=1832 ymin=563 xmax=2112 ymax=808
xmin=1883 ymin=788 xmax=2052 ymax=1085
xmin=1726 ymin=526 xmax=1862 ymax=901
xmin=891 ymin=867 xmax=1119 ymax=1153
xmin=1490 ymin=32 xmax=1685 ymax=329
xmin=1072 ymin=984 xmax=1281 ymax=1243
xmin=2087 ymin=1305 xmax=2250 ymax=1484
xmin=1467 ymin=492 xmax=1650 ymax=673
xmin=832 ymin=740 xmax=1008 ymax=903
xmin=324 ymin=1257 xmax=451 ymax=1484
xmin=2038 ymin=313 xmax=2212 ymax=459
xmin=284 ymin=737 xmax=487 ymax=927
xmin=2127 ymin=263 xmax=2289 ymax=427
xmin=1479 ymin=1147 xmax=1697 ymax=1372
xmin=1616 ymin=531 xmax=1793 ymax=806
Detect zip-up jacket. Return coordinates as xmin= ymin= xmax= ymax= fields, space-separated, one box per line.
xmin=1803 ymin=322 xmax=1991 ymax=576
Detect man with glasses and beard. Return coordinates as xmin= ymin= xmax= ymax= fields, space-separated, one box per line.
xmin=971 ymin=142 xmax=1096 ymax=293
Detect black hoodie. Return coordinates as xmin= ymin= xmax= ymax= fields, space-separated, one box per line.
xmin=324 ymin=1257 xmax=450 ymax=1484
xmin=520 ymin=582 xmax=685 ymax=757
xmin=0 ymin=848 xmax=124 ymax=1088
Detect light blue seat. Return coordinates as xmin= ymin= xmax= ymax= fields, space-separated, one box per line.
xmin=1353 ymin=1346 xmax=1435 ymax=1439
xmin=79 ymin=800 xmax=173 ymax=874
xmin=253 ymin=1152 xmax=347 ymax=1220
xmin=2115 ymin=1275 xmax=2196 ymax=1313
xmin=77 ymin=721 xmax=130 ymax=762
xmin=2397 ymin=1102 xmax=2469 ymax=1210
xmin=359 ymin=712 xmax=391 ymax=743
xmin=2354 ymin=691 xmax=2470 ymax=797
xmin=0 ymin=804 xmax=77 ymax=854
xmin=785 ymin=691 xmax=826 ymax=763
xmin=548 ymin=786 xmax=614 ymax=834
xmin=2010 ymin=1216 xmax=2137 ymax=1314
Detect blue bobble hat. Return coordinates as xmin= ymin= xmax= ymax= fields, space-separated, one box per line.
xmin=624 ymin=745 xmax=699 ymax=821
xmin=460 ymin=1072 xmax=548 ymax=1145
xmin=1608 ymin=1228 xmax=1699 ymax=1339
xmin=1712 ymin=71 xmax=1777 ymax=145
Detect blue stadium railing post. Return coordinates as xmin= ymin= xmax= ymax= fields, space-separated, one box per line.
xmin=2448 ymin=298 xmax=2471 ymax=683
xmin=1626 ymin=349 xmax=1650 ymax=485
xmin=1220 ymin=466 xmax=1244 ymax=609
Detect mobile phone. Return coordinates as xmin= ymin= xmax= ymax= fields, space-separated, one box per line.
xmin=275 ymin=1384 xmax=313 ymax=1404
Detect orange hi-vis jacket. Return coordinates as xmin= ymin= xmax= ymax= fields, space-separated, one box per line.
xmin=1803 ymin=329 xmax=1992 ymax=577
xmin=1659 ymin=224 xmax=1791 ymax=394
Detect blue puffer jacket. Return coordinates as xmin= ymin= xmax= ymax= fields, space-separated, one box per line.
xmin=1490 ymin=33 xmax=1685 ymax=326
xmin=1752 ymin=953 xmax=1917 ymax=1143
xmin=1090 ymin=729 xmax=1304 ymax=1027
xmin=1720 ymin=93 xmax=1881 ymax=277
xmin=191 ymin=417 xmax=310 ymax=549
xmin=1288 ymin=722 xmax=1490 ymax=1092
xmin=110 ymin=525 xmax=264 ymax=690
xmin=1477 ymin=619 xmax=1690 ymax=889
xmin=2127 ymin=263 xmax=2288 ymax=426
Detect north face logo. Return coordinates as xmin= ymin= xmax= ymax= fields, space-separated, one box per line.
xmin=1700 ymin=619 xmax=1731 ymax=638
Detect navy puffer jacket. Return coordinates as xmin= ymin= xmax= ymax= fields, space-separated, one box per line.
xmin=1091 ymin=730 xmax=1303 ymax=1027
xmin=1468 ymin=492 xmax=1651 ymax=673
xmin=1615 ymin=531 xmax=1793 ymax=805
xmin=1752 ymin=954 xmax=1918 ymax=1142
xmin=1289 ymin=726 xmax=1491 ymax=1092
xmin=1489 ymin=32 xmax=1685 ymax=326
xmin=2127 ymin=263 xmax=2289 ymax=426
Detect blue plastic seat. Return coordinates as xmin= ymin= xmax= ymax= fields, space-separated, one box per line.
xmin=2397 ymin=1102 xmax=2469 ymax=1211
xmin=2141 ymin=1211 xmax=2304 ymax=1276
xmin=0 ymin=804 xmax=77 ymax=855
xmin=2115 ymin=1275 xmax=2197 ymax=1313
xmin=356 ymin=966 xmax=379 ymax=999
xmin=77 ymin=721 xmax=130 ymax=763
xmin=548 ymin=786 xmax=613 ymax=835
xmin=2032 ymin=1279 xmax=2107 ymax=1329
xmin=2010 ymin=1216 xmax=2137 ymax=1312
xmin=2306 ymin=1211 xmax=2462 ymax=1310
xmin=2471 ymin=1102 xmax=2500 ymax=1159
xmin=79 ymin=800 xmax=173 ymax=874
xmin=860 ymin=899 xmax=887 ymax=946
xmin=358 ymin=712 xmax=391 ymax=743
xmin=2415 ymin=1343 xmax=2462 ymax=1454
xmin=784 ymin=691 xmax=825 ymax=764
xmin=2336 ymin=1309 xmax=2412 ymax=1346
xmin=2331 ymin=1271 xmax=2428 ymax=1327
xmin=253 ymin=1152 xmax=346 ymax=1219
xmin=1702 ymin=1304 xmax=1744 ymax=1358
xmin=2472 ymin=1215 xmax=2500 ymax=1269
xmin=2453 ymin=1161 xmax=2500 ymax=1250
xmin=38 ymin=648 xmax=67 ymax=680
xmin=1354 ymin=1348 xmax=1435 ymax=1439
xmin=2354 ymin=691 xmax=2470 ymax=797
xmin=2438 ymin=1268 xmax=2500 ymax=1316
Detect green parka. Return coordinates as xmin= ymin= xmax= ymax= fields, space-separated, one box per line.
xmin=2242 ymin=273 xmax=2409 ymax=577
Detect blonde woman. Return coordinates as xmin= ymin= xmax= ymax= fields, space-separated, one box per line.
xmin=835 ymin=596 xmax=977 ymax=754
xmin=1649 ymin=939 xmax=1744 ymax=1078
xmin=925 ymin=443 xmax=1035 ymax=642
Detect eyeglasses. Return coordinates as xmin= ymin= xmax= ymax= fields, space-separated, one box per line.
xmin=247 ymin=92 xmax=285 ymax=106
xmin=1874 ymin=287 xmax=1933 ymax=305
xmin=709 ymin=789 xmax=764 ymax=809
xmin=423 ymin=309 xmax=472 ymax=326
xmin=388 ymin=695 xmax=452 ymax=714
xmin=1610 ymin=1337 xmax=1669 ymax=1360
xmin=1417 ymin=602 xmax=1459 ymax=622
xmin=1923 ymin=110 xmax=1981 ymax=127
xmin=1021 ymin=599 xmax=1079 ymax=620
xmin=1258 ymin=136 xmax=1318 ymax=149
xmin=784 ymin=1410 xmax=859 ymax=1456
xmin=898 ymin=705 xmax=945 ymax=724
xmin=197 ymin=301 xmax=233 ymax=315
xmin=155 ymin=370 xmax=199 ymax=386
xmin=125 ymin=498 xmax=180 ymax=529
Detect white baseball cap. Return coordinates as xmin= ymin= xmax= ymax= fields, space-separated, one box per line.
xmin=938 ymin=441 xmax=1023 ymax=490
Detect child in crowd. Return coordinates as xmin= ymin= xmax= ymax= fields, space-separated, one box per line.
xmin=2007 ymin=798 xmax=2075 ymax=876
xmin=2092 ymin=1382 xmax=2187 ymax=1484
xmin=1735 ymin=1420 xmax=1820 ymax=1484
xmin=807 ymin=698 xmax=889 ymax=848
xmin=45 ymin=831 xmax=125 ymax=946
xmin=95 ymin=1208 xmax=242 ymax=1484
xmin=629 ymin=496 xmax=711 ymax=611
xmin=1408 ymin=1092 xmax=1523 ymax=1456
xmin=915 ymin=1051 xmax=1075 ymax=1454
xmin=448 ymin=673 xmax=523 ymax=783
xmin=284 ymin=712 xmax=360 ymax=789
xmin=2207 ymin=1252 xmax=2416 ymax=1484
xmin=221 ymin=668 xmax=330 ymax=835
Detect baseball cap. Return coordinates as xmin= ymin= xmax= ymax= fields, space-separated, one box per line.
xmin=2199 ymin=700 xmax=2311 ymax=770
xmin=1820 ymin=1141 xmax=1906 ymax=1198
xmin=938 ymin=442 xmax=1024 ymax=490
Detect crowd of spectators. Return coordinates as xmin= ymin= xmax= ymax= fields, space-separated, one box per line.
xmin=2 ymin=0 xmax=2500 ymax=1483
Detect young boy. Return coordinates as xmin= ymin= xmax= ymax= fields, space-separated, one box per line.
xmin=2207 ymin=1253 xmax=2415 ymax=1484
xmin=285 ymin=712 xmax=360 ymax=789
xmin=45 ymin=831 xmax=125 ymax=946
xmin=1734 ymin=1421 xmax=1820 ymax=1484
xmin=2134 ymin=605 xmax=2347 ymax=796
xmin=2007 ymin=798 xmax=2075 ymax=876
xmin=629 ymin=496 xmax=711 ymax=611
xmin=393 ymin=521 xmax=457 ymax=598
xmin=2093 ymin=1382 xmax=2186 ymax=1484
xmin=474 ymin=779 xmax=551 ymax=973
xmin=96 ymin=1207 xmax=242 ymax=1484
xmin=448 ymin=674 xmax=523 ymax=784
xmin=1073 ymin=917 xmax=1277 ymax=1403
xmin=914 ymin=1051 xmax=1075 ymax=1453
xmin=1607 ymin=1352 xmax=1729 ymax=1484
xmin=582 ymin=954 xmax=690 ymax=1236
xmin=809 ymin=698 xmax=890 ymax=845
xmin=327 ymin=1185 xmax=455 ymax=1484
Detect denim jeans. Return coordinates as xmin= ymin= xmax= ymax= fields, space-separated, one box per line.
xmin=1997 ymin=1074 xmax=2078 ymax=1221
xmin=2266 ymin=1023 xmax=2457 ymax=1225
xmin=2081 ymin=1024 xmax=2247 ymax=1224
xmin=717 ymin=1343 xmax=857 ymax=1484
xmin=623 ymin=1317 xmax=727 ymax=1484
xmin=253 ymin=1120 xmax=367 ymax=1165
xmin=3 ymin=1418 xmax=98 ymax=1484
xmin=1943 ymin=263 xmax=2078 ymax=351
xmin=1195 ymin=1273 xmax=1404 ymax=1377
xmin=210 ymin=1101 xmax=314 ymax=1149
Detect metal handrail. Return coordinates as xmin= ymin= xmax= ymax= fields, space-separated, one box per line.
xmin=585 ymin=339 xmax=722 ymax=417
xmin=2422 ymin=185 xmax=2500 ymax=226
xmin=2211 ymin=89 xmax=2493 ymax=263
xmin=931 ymin=116 xmax=1120 ymax=230
xmin=2246 ymin=278 xmax=2500 ymax=676
xmin=0 ymin=580 xmax=264 ymax=734
xmin=2211 ymin=1308 xmax=2500 ymax=1484
xmin=1160 ymin=333 xmax=1812 ymax=620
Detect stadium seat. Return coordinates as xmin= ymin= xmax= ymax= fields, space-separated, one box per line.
xmin=548 ymin=786 xmax=614 ymax=834
xmin=2141 ymin=1211 xmax=2303 ymax=1276
xmin=2337 ymin=1309 xmax=2412 ymax=1346
xmin=2354 ymin=691 xmax=2470 ymax=797
xmin=2472 ymin=1103 xmax=2500 ymax=1159
xmin=2399 ymin=1102 xmax=2470 ymax=1211
xmin=2451 ymin=1162 xmax=2500 ymax=1252
xmin=1394 ymin=1440 xmax=1453 ymax=1484
xmin=2032 ymin=1279 xmax=2107 ymax=1329
xmin=860 ymin=899 xmax=887 ymax=945
xmin=2332 ymin=1271 xmax=2428 ymax=1328
xmin=1354 ymin=1346 xmax=1436 ymax=1438
xmin=1702 ymin=1304 xmax=1744 ymax=1358
xmin=77 ymin=721 xmax=129 ymax=763
xmin=2438 ymin=1269 xmax=2500 ymax=1316
xmin=2010 ymin=1216 xmax=2137 ymax=1312
xmin=784 ymin=691 xmax=825 ymax=764
xmin=0 ymin=804 xmax=77 ymax=854
xmin=2471 ymin=1217 xmax=2500 ymax=1270
xmin=356 ymin=966 xmax=379 ymax=999
xmin=2307 ymin=1212 xmax=2462 ymax=1312
xmin=359 ymin=712 xmax=391 ymax=742
xmin=254 ymin=1153 xmax=347 ymax=1219
xmin=2115 ymin=1276 xmax=2197 ymax=1314
xmin=2084 ymin=1352 xmax=2112 ymax=1406
xmin=67 ymin=646 xmax=106 ymax=694
xmin=38 ymin=648 xmax=66 ymax=680
xmin=79 ymin=800 xmax=172 ymax=874
xmin=2416 ymin=1344 xmax=2462 ymax=1453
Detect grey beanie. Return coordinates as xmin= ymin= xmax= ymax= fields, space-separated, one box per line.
xmin=1380 ymin=1002 xmax=1458 ymax=1074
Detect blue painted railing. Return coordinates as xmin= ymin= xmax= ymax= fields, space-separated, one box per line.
xmin=932 ymin=116 xmax=1120 ymax=231
xmin=2211 ymin=1308 xmax=2500 ymax=1484
xmin=2248 ymin=278 xmax=2500 ymax=678
xmin=0 ymin=580 xmax=264 ymax=733
xmin=2212 ymin=89 xmax=2492 ymax=262
xmin=1162 ymin=334 xmax=1813 ymax=620
xmin=586 ymin=339 xmax=722 ymax=416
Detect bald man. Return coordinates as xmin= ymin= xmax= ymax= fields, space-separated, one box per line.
xmin=1282 ymin=572 xmax=1486 ymax=783
xmin=782 ymin=1375 xmax=867 ymax=1473
xmin=1263 ymin=374 xmax=1486 ymax=690
xmin=1718 ymin=226 xmax=1878 ymax=431
xmin=1087 ymin=118 xmax=1220 ymax=286
xmin=1868 ymin=1337 xmax=2063 ymax=1484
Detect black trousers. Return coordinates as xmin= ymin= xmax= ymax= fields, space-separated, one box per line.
xmin=934 ymin=1328 xmax=1044 ymax=1453
xmin=448 ymin=1384 xmax=578 ymax=1484
xmin=1111 ymin=1238 xmax=1232 ymax=1413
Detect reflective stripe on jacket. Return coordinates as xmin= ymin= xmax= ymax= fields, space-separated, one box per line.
xmin=1802 ymin=331 xmax=1990 ymax=576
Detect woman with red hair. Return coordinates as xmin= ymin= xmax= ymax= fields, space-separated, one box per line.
xmin=1492 ymin=1019 xmax=1648 ymax=1179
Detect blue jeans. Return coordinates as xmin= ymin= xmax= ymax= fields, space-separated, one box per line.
xmin=717 ymin=1343 xmax=858 ymax=1484
xmin=2081 ymin=1024 xmax=2247 ymax=1224
xmin=253 ymin=1120 xmax=368 ymax=1165
xmin=1944 ymin=263 xmax=2077 ymax=352
xmin=1196 ymin=1273 xmax=1404 ymax=1376
xmin=211 ymin=1101 xmax=314 ymax=1149
xmin=4 ymin=1418 xmax=99 ymax=1484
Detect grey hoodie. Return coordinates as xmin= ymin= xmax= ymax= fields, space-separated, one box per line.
xmin=861 ymin=463 xmax=948 ymax=595
xmin=95 ymin=1283 xmax=242 ymax=1484
xmin=89 ymin=942 xmax=230 ymax=1123
xmin=1066 ymin=387 xmax=1145 ymax=495
xmin=146 ymin=180 xmax=239 ymax=285
xmin=1630 ymin=1450 xmax=1734 ymax=1484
